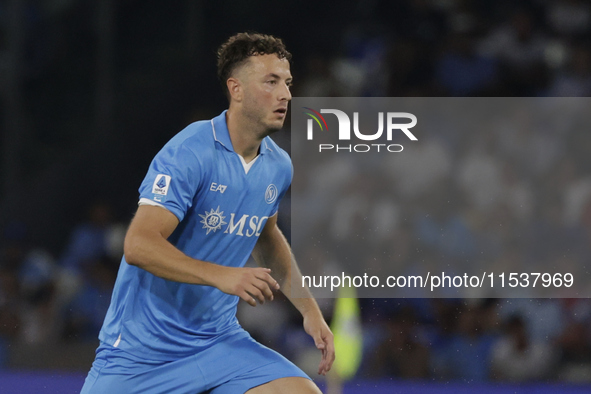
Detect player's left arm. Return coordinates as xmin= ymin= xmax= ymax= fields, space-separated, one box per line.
xmin=252 ymin=213 xmax=335 ymax=376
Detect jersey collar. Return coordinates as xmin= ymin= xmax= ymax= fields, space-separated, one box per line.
xmin=211 ymin=110 xmax=273 ymax=156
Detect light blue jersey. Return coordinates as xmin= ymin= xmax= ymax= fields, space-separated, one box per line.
xmin=98 ymin=110 xmax=292 ymax=361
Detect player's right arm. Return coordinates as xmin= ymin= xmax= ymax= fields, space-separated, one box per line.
xmin=124 ymin=204 xmax=279 ymax=306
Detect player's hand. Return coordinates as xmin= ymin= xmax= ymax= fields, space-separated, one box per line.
xmin=217 ymin=267 xmax=280 ymax=307
xmin=303 ymin=311 xmax=335 ymax=375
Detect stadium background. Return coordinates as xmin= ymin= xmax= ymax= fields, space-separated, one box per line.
xmin=2 ymin=0 xmax=591 ymax=392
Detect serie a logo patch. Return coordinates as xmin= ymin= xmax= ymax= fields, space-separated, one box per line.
xmin=152 ymin=174 xmax=171 ymax=196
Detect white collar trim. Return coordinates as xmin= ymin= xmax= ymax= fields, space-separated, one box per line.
xmin=238 ymin=154 xmax=259 ymax=174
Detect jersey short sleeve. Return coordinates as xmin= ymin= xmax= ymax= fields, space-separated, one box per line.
xmin=138 ymin=143 xmax=202 ymax=222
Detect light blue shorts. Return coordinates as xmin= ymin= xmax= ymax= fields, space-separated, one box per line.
xmin=80 ymin=333 xmax=310 ymax=394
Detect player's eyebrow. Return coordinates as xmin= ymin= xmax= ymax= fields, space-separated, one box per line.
xmin=266 ymin=73 xmax=292 ymax=82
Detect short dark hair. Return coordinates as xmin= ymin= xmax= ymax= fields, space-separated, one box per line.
xmin=217 ymin=32 xmax=292 ymax=97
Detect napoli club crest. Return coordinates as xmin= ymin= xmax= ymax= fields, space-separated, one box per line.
xmin=265 ymin=184 xmax=278 ymax=204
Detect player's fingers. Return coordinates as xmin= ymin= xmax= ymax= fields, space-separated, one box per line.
xmin=246 ymin=286 xmax=266 ymax=304
xmin=318 ymin=349 xmax=327 ymax=375
xmin=317 ymin=333 xmax=335 ymax=375
xmin=318 ymin=347 xmax=329 ymax=375
xmin=312 ymin=332 xmax=325 ymax=350
xmin=325 ymin=336 xmax=336 ymax=372
xmin=255 ymin=271 xmax=280 ymax=291
xmin=309 ymin=331 xmax=327 ymax=374
xmin=239 ymin=291 xmax=257 ymax=307
xmin=318 ymin=340 xmax=328 ymax=372
xmin=252 ymin=279 xmax=274 ymax=301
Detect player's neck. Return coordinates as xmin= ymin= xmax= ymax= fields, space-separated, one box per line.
xmin=226 ymin=109 xmax=264 ymax=163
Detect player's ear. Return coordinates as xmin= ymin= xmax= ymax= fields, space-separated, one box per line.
xmin=227 ymin=77 xmax=243 ymax=102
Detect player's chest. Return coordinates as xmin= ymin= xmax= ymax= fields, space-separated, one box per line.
xmin=197 ymin=154 xmax=280 ymax=211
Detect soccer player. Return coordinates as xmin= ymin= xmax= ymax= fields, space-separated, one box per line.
xmin=80 ymin=32 xmax=334 ymax=394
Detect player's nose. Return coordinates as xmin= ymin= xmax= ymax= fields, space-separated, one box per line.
xmin=279 ymin=82 xmax=292 ymax=102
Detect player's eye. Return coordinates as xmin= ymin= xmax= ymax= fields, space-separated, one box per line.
xmin=267 ymin=80 xmax=277 ymax=85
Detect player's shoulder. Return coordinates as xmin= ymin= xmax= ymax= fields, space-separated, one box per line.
xmin=168 ymin=120 xmax=215 ymax=150
xmin=160 ymin=119 xmax=217 ymax=162
xmin=262 ymin=136 xmax=293 ymax=180
xmin=263 ymin=136 xmax=290 ymax=163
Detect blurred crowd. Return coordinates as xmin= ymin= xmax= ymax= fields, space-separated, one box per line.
xmin=240 ymin=296 xmax=591 ymax=382
xmin=0 ymin=202 xmax=124 ymax=364
xmin=292 ymin=99 xmax=591 ymax=298
xmin=1 ymin=0 xmax=591 ymax=384
xmin=293 ymin=0 xmax=591 ymax=98
xmin=286 ymin=0 xmax=591 ymax=382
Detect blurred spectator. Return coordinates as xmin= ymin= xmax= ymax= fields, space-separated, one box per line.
xmin=296 ymin=55 xmax=341 ymax=97
xmin=478 ymin=7 xmax=549 ymax=94
xmin=491 ymin=315 xmax=557 ymax=381
xmin=0 ymin=222 xmax=61 ymax=346
xmin=18 ymin=248 xmax=60 ymax=344
xmin=547 ymin=45 xmax=591 ymax=96
xmin=497 ymin=299 xmax=565 ymax=343
xmin=562 ymin=159 xmax=591 ymax=226
xmin=61 ymin=255 xmax=117 ymax=341
xmin=431 ymin=302 xmax=497 ymax=382
xmin=494 ymin=107 xmax=564 ymax=180
xmin=457 ymin=134 xmax=505 ymax=213
xmin=436 ymin=31 xmax=499 ymax=96
xmin=335 ymin=25 xmax=390 ymax=96
xmin=56 ymin=201 xmax=122 ymax=340
xmin=58 ymin=200 xmax=124 ymax=303
xmin=59 ymin=200 xmax=124 ymax=275
xmin=386 ymin=38 xmax=434 ymax=96
xmin=499 ymin=162 xmax=534 ymax=223
xmin=328 ymin=175 xmax=373 ymax=242
xmin=556 ymin=299 xmax=591 ymax=382
xmin=413 ymin=180 xmax=477 ymax=260
xmin=371 ymin=306 xmax=430 ymax=379
xmin=0 ymin=225 xmax=22 ymax=368
xmin=385 ymin=137 xmax=452 ymax=200
xmin=545 ymin=0 xmax=591 ymax=38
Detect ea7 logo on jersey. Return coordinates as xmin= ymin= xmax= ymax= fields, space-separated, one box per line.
xmin=210 ymin=182 xmax=227 ymax=194
xmin=152 ymin=174 xmax=171 ymax=195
